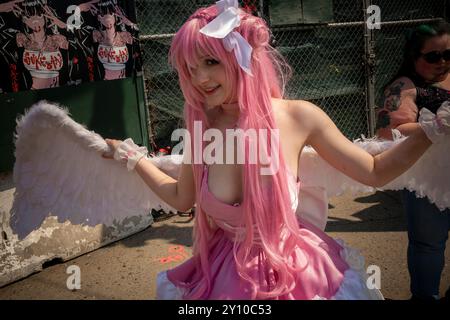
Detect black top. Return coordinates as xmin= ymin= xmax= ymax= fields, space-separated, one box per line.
xmin=410 ymin=75 xmax=450 ymax=118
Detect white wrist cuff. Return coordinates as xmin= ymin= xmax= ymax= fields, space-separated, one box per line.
xmin=418 ymin=105 xmax=450 ymax=144
xmin=113 ymin=138 xmax=148 ymax=171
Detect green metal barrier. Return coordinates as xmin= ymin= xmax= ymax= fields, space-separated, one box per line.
xmin=0 ymin=75 xmax=149 ymax=172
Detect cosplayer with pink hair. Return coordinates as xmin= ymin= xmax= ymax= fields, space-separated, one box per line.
xmin=103 ymin=1 xmax=450 ymax=300
xmin=168 ymin=3 xmax=310 ymax=300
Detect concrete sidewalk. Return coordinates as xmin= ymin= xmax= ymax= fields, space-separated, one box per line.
xmin=0 ymin=185 xmax=449 ymax=299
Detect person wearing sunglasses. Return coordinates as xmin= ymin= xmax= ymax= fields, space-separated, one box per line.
xmin=376 ymin=21 xmax=450 ymax=301
xmin=420 ymin=48 xmax=450 ymax=65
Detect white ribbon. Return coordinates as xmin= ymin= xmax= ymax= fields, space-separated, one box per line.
xmin=199 ymin=0 xmax=253 ymax=76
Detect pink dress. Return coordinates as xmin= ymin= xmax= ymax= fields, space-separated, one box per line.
xmin=157 ymin=165 xmax=383 ymax=300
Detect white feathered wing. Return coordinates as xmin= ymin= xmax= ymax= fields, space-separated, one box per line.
xmin=10 ymin=101 xmax=178 ymax=240
xmin=298 ymin=136 xmax=450 ymax=211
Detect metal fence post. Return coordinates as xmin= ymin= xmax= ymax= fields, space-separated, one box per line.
xmin=363 ymin=0 xmax=376 ymax=137
xmin=258 ymin=0 xmax=270 ymax=26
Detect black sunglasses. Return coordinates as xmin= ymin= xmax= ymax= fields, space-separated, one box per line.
xmin=420 ymin=49 xmax=450 ymax=64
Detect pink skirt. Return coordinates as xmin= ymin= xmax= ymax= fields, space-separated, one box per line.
xmin=156 ymin=220 xmax=384 ymax=300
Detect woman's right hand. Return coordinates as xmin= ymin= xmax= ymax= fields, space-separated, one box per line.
xmin=102 ymin=138 xmax=122 ymax=159
xmin=103 ymin=138 xmax=149 ymax=171
xmin=0 ymin=1 xmax=23 ymax=15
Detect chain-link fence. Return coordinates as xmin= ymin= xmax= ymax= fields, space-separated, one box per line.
xmin=135 ymin=0 xmax=448 ymax=150
xmin=272 ymin=0 xmax=367 ymax=139
xmin=136 ymin=0 xmax=213 ymax=150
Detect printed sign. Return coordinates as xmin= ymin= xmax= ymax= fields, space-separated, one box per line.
xmin=0 ymin=0 xmax=142 ymax=93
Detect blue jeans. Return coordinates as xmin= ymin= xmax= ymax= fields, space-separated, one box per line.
xmin=402 ymin=190 xmax=450 ymax=298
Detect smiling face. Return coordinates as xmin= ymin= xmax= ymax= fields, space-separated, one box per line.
xmin=190 ymin=56 xmax=235 ymax=109
xmin=23 ymin=15 xmax=45 ymax=33
xmin=99 ymin=13 xmax=116 ymax=30
xmin=414 ymin=34 xmax=450 ymax=83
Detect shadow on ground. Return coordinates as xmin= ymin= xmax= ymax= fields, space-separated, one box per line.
xmin=326 ymin=190 xmax=407 ymax=233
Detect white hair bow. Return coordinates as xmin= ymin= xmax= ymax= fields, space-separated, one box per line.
xmin=199 ymin=0 xmax=253 ymax=76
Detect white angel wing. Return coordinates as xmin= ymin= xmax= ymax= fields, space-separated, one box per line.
xmin=10 ymin=100 xmax=178 ymax=240
xmin=366 ymin=137 xmax=450 ymax=211
xmin=298 ymin=137 xmax=450 ymax=211
xmin=296 ymin=136 xmax=449 ymax=231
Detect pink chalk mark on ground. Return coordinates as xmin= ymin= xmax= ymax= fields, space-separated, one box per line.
xmin=155 ymin=245 xmax=189 ymax=264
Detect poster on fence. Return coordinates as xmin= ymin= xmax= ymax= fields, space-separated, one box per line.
xmin=0 ymin=0 xmax=142 ymax=93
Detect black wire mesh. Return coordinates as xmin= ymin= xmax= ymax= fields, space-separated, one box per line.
xmin=273 ymin=25 xmax=367 ymax=138
xmin=135 ymin=0 xmax=447 ymax=148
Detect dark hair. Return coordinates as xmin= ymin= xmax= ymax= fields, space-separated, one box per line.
xmin=97 ymin=0 xmax=117 ymax=16
xmin=390 ymin=21 xmax=450 ymax=85
xmin=22 ymin=1 xmax=45 ymax=17
xmin=97 ymin=0 xmax=125 ymax=32
xmin=21 ymin=1 xmax=49 ymax=35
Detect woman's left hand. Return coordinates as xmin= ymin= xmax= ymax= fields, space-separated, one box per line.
xmin=419 ymin=101 xmax=450 ymax=143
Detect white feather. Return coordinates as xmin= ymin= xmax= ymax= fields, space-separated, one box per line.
xmin=10 ymin=101 xmax=177 ymax=240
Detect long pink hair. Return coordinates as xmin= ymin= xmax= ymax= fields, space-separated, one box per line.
xmin=169 ymin=5 xmax=309 ymax=299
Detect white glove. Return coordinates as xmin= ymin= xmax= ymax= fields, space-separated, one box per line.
xmin=418 ymin=101 xmax=450 ymax=143
xmin=113 ymin=138 xmax=148 ymax=171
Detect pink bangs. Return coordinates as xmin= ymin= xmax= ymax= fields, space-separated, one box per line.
xmin=169 ymin=8 xmax=239 ymax=109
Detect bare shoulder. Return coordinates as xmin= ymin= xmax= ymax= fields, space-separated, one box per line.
xmin=273 ymin=98 xmax=325 ymax=126
xmin=272 ymin=98 xmax=320 ymax=119
xmin=272 ymin=98 xmax=326 ymax=142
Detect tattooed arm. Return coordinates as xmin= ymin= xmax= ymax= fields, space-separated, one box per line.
xmin=376 ymin=77 xmax=419 ymax=139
